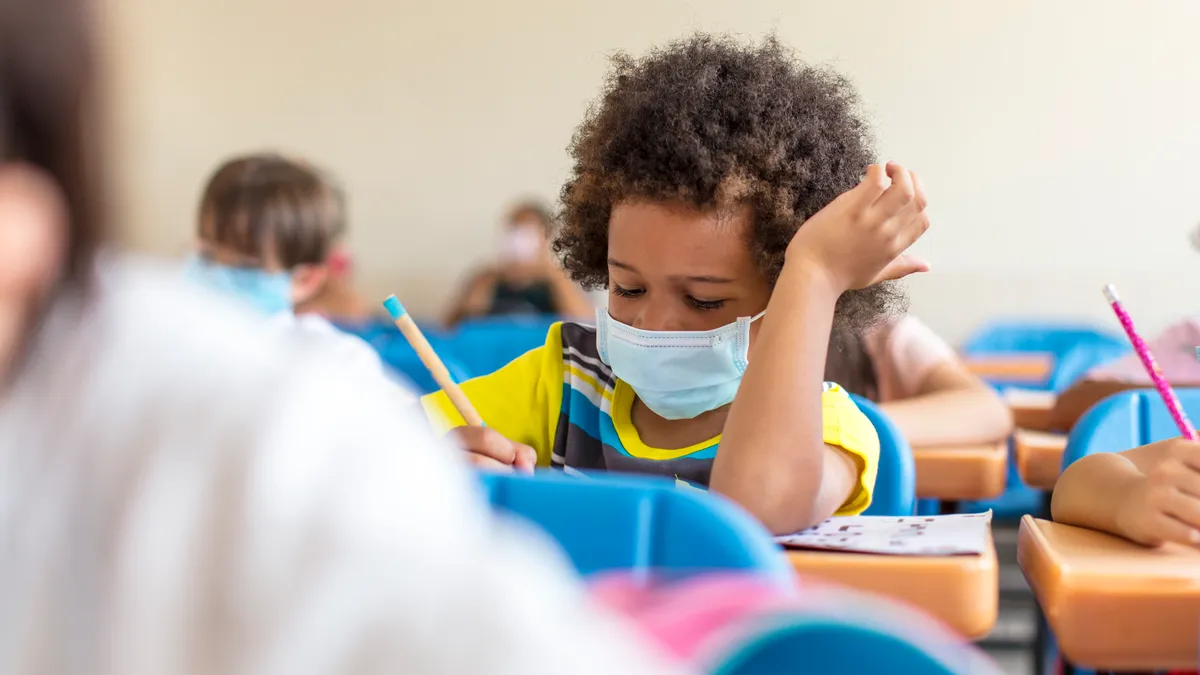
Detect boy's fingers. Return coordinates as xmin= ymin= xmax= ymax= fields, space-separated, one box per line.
xmin=513 ymin=444 xmax=538 ymax=474
xmin=871 ymin=163 xmax=916 ymax=216
xmin=468 ymin=454 xmax=514 ymax=472
xmin=452 ymin=427 xmax=517 ymax=464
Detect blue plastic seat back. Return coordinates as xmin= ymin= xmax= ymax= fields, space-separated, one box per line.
xmin=963 ymin=321 xmax=1129 ymax=392
xmin=850 ymin=394 xmax=916 ymax=516
xmin=1062 ymin=388 xmax=1200 ymax=469
xmin=712 ymin=613 xmax=995 ymax=675
xmin=961 ymin=321 xmax=1126 ymax=356
xmin=479 ymin=471 xmax=794 ymax=585
xmin=444 ymin=315 xmax=559 ymax=377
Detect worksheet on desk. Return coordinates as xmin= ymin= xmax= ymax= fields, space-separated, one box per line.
xmin=776 ymin=511 xmax=993 ymax=556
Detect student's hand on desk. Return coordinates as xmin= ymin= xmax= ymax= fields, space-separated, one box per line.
xmin=785 ymin=161 xmax=930 ymax=291
xmin=447 ymin=426 xmax=537 ymax=474
xmin=1118 ymin=438 xmax=1200 ymax=547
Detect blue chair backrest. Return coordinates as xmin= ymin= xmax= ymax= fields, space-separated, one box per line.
xmin=1045 ymin=341 xmax=1131 ymax=392
xmin=1062 ymin=388 xmax=1200 ymax=469
xmin=962 ymin=321 xmax=1126 ymax=356
xmin=712 ymin=612 xmax=994 ymax=675
xmin=850 ymin=394 xmax=916 ymax=516
xmin=962 ymin=321 xmax=1129 ymax=391
xmin=445 ymin=315 xmax=559 ymax=377
xmin=479 ymin=471 xmax=794 ymax=586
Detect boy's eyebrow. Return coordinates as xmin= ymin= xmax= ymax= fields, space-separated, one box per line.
xmin=607 ymin=258 xmax=735 ymax=283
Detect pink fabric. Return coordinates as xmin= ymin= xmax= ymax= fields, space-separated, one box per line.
xmin=589 ymin=574 xmax=789 ymax=662
xmin=864 ymin=316 xmax=957 ymax=403
xmin=1087 ymin=318 xmax=1200 ymax=384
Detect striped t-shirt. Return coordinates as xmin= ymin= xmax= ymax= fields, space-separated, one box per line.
xmin=422 ymin=321 xmax=880 ymax=515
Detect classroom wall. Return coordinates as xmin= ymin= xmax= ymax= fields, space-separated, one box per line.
xmin=103 ymin=0 xmax=1200 ymax=341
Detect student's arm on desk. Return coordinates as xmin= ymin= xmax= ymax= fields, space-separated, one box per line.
xmin=881 ymin=361 xmax=1013 ymax=446
xmin=1051 ymin=438 xmax=1200 ymax=547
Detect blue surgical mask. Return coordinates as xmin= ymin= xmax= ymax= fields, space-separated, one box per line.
xmin=596 ymin=308 xmax=765 ymax=420
xmin=183 ymin=255 xmax=293 ymax=315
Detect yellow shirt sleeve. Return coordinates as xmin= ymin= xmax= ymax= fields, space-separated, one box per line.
xmin=820 ymin=383 xmax=880 ymax=516
xmin=420 ymin=323 xmax=565 ymax=467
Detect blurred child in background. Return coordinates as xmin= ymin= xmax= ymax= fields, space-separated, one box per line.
xmin=444 ymin=200 xmax=594 ymax=326
xmin=826 ymin=318 xmax=1013 ymax=447
xmin=0 ymin=9 xmax=685 ymax=670
xmin=184 ymin=153 xmax=410 ymax=398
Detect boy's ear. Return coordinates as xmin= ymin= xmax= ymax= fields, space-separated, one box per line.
xmin=290 ymin=263 xmax=330 ymax=307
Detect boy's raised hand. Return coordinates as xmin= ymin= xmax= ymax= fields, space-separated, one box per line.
xmin=785 ymin=162 xmax=930 ymax=292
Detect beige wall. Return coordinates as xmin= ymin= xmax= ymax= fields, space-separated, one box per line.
xmin=103 ymin=0 xmax=1200 ymax=341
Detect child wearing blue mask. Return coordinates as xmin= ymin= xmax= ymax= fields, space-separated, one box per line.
xmin=422 ymin=34 xmax=930 ymax=535
xmin=185 ymin=154 xmax=412 ymax=401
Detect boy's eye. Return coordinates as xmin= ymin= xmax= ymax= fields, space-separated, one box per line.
xmin=687 ymin=296 xmax=726 ymax=311
xmin=612 ymin=285 xmax=645 ymax=298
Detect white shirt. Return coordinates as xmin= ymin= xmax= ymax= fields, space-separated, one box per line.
xmin=271 ymin=312 xmax=416 ymax=404
xmin=0 ymin=257 xmax=684 ymax=675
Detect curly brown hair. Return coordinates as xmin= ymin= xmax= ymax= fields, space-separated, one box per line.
xmin=555 ymin=33 xmax=906 ymax=339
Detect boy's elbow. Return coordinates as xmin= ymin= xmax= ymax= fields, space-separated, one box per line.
xmin=711 ymin=475 xmax=822 ymax=536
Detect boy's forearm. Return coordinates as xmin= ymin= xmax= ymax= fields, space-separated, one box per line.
xmin=882 ymin=387 xmax=1013 ymax=447
xmin=711 ymin=259 xmax=840 ymax=534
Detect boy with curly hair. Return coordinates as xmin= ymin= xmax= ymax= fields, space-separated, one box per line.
xmin=423 ymin=34 xmax=930 ymax=534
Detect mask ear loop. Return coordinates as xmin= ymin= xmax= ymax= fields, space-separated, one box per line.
xmin=595 ymin=307 xmax=611 ymax=364
xmin=732 ymin=311 xmax=766 ymax=372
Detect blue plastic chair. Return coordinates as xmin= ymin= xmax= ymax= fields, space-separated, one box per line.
xmin=850 ymin=394 xmax=916 ymax=516
xmin=445 ymin=315 xmax=559 ymax=377
xmin=712 ymin=613 xmax=994 ymax=675
xmin=962 ymin=320 xmax=1129 ymax=392
xmin=1061 ymin=387 xmax=1200 ymax=469
xmin=479 ymin=471 xmax=794 ymax=586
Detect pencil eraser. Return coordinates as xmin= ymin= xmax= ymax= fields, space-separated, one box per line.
xmin=382 ymin=295 xmax=407 ymax=320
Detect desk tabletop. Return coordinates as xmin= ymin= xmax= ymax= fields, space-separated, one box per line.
xmin=912 ymin=441 xmax=1008 ymax=501
xmin=1013 ymin=430 xmax=1068 ymax=491
xmin=786 ymin=533 xmax=998 ymax=639
xmin=964 ymin=353 xmax=1055 ymax=383
xmin=1004 ymin=389 xmax=1058 ymax=432
xmin=1018 ymin=516 xmax=1200 ymax=671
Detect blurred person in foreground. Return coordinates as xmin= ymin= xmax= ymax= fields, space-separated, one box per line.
xmin=444 ymin=200 xmax=594 ymax=327
xmin=0 ymin=1 xmax=686 ymax=673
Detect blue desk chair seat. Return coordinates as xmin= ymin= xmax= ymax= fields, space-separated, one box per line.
xmin=963 ymin=320 xmax=1129 ymax=392
xmin=850 ymin=394 xmax=916 ymax=516
xmin=444 ymin=315 xmax=559 ymax=378
xmin=480 ymin=471 xmax=794 ymax=586
xmin=713 ymin=610 xmax=998 ymax=675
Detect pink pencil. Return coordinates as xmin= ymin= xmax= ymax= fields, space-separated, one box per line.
xmin=1103 ymin=284 xmax=1198 ymax=441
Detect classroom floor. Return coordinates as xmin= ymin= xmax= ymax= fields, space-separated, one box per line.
xmin=980 ymin=521 xmax=1036 ymax=675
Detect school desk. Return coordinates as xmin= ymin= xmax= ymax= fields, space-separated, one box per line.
xmin=1013 ymin=430 xmax=1068 ymax=491
xmin=963 ymin=352 xmax=1055 ymax=383
xmin=786 ymin=534 xmax=999 ymax=639
xmin=911 ymin=441 xmax=1008 ymax=501
xmin=1003 ymin=389 xmax=1058 ymax=432
xmin=1018 ymin=516 xmax=1200 ymax=671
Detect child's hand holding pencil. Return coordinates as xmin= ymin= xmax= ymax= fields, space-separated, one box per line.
xmin=383 ymin=294 xmax=536 ymax=473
